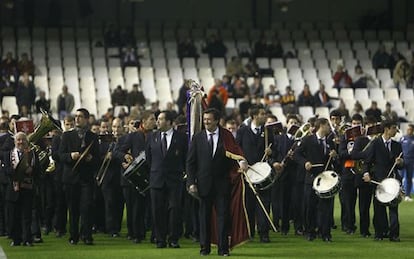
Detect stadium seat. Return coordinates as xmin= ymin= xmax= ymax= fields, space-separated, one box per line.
xmin=2 ymin=97 xmax=19 ymax=115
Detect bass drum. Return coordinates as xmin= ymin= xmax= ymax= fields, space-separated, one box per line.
xmin=123 ymin=151 xmax=150 ymax=195
xmin=246 ymin=162 xmax=276 ymax=190
xmin=313 ymin=170 xmax=341 ymax=198
xmin=375 ymin=178 xmax=403 ymax=207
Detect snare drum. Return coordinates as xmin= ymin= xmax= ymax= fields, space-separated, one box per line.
xmin=375 ymin=178 xmax=403 ymax=207
xmin=246 ymin=162 xmax=276 ymax=190
xmin=313 ymin=171 xmax=341 ymax=198
xmin=123 ymin=151 xmax=150 ymax=194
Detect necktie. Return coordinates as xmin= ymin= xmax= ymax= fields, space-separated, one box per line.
xmin=209 ymin=133 xmax=215 ymax=157
xmin=386 ymin=140 xmax=391 ymax=152
xmin=255 ymin=127 xmax=261 ymax=136
xmin=319 ymin=138 xmax=326 ymax=155
xmin=161 ymin=132 xmax=167 ymax=156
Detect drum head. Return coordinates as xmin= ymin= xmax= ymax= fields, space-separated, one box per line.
xmin=313 ymin=171 xmax=339 ymax=193
xmin=376 ymin=178 xmax=401 ymax=203
xmin=246 ymin=162 xmax=272 ymax=184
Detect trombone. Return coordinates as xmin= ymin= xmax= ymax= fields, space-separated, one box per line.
xmin=96 ymin=135 xmax=116 ymax=186
xmin=72 ymin=142 xmax=94 ymax=172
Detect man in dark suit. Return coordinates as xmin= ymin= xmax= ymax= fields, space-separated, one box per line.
xmin=295 ymin=118 xmax=338 ymax=242
xmin=99 ymin=118 xmax=124 ymax=238
xmin=362 ymin=120 xmax=403 ymax=242
xmin=51 ymin=115 xmax=74 ymax=238
xmin=351 ymin=116 xmax=378 ymax=238
xmin=4 ymin=132 xmax=41 ymax=246
xmin=187 ymin=108 xmax=248 ymax=257
xmin=236 ymin=105 xmax=273 ymax=242
xmin=146 ymin=111 xmax=187 ymax=248
xmin=59 ymin=108 xmax=99 ymax=245
xmin=115 ymin=111 xmax=156 ymax=243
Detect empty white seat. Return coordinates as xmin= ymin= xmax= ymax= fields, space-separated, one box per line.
xmin=49 ymin=66 xmax=63 ymax=77
xmin=78 ymin=57 xmax=92 ymax=67
xmin=354 ymin=88 xmax=369 ymax=101
xmin=140 ymin=67 xmax=155 ymax=80
xmin=141 ymin=79 xmax=157 ymax=103
xmin=299 ymin=106 xmax=315 ymax=123
xmin=212 ymin=58 xmax=226 ymax=68
xmin=64 ymin=67 xmax=79 ymax=78
xmin=213 ymin=67 xmax=226 ymax=79
xmin=315 ymin=106 xmax=330 ymax=118
xmin=369 ymin=88 xmax=384 ymax=101
xmin=198 ymin=68 xmax=213 ymax=78
xmin=270 ymin=58 xmax=284 ymax=69
xmin=156 ymin=78 xmax=173 ymax=109
xmin=34 ymin=76 xmax=49 ymax=98
xmin=182 ymin=57 xmax=196 ymax=68
xmin=300 ymin=59 xmax=314 ymax=69
xmin=197 ymin=57 xmax=211 ymax=68
xmin=167 ymin=58 xmax=181 ymax=69
xmin=288 ymin=68 xmax=303 ymax=81
xmin=318 ymin=68 xmax=332 ymax=80
xmin=109 ymin=76 xmax=125 ymax=91
xmin=2 ymin=97 xmax=18 ymax=115
xmin=339 ymin=88 xmax=354 ymax=100
xmin=384 ymin=88 xmax=399 ymax=101
xmin=256 ymin=58 xmax=270 ymax=69
xmin=312 ymin=49 xmax=326 ymax=60
xmin=315 ymin=59 xmax=329 ymax=69
xmin=286 ymin=59 xmax=299 ymax=69
xmin=183 ymin=67 xmax=198 ymax=80
xmin=400 ymin=88 xmax=414 ymax=102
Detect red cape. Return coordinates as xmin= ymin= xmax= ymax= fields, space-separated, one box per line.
xmin=210 ymin=128 xmax=250 ymax=249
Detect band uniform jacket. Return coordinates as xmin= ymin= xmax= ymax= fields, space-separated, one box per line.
xmin=186 ymin=127 xmax=235 ymax=197
xmin=3 ymin=149 xmax=40 ymax=202
xmin=0 ymin=132 xmax=14 ymax=184
xmin=363 ymin=137 xmax=403 ymax=182
xmin=295 ymin=134 xmax=337 ymax=185
xmin=51 ymin=134 xmax=64 ymax=183
xmin=351 ymin=136 xmax=372 ymax=186
xmin=146 ymin=130 xmax=187 ymax=189
xmin=59 ymin=129 xmax=99 ymax=184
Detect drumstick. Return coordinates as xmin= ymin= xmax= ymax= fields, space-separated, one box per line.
xmin=241 ymin=170 xmax=278 ymax=233
xmin=311 ymin=164 xmax=324 ymax=168
xmin=386 ymin=152 xmax=403 ymax=178
xmin=247 ymin=164 xmax=266 ymax=178
xmin=324 ymin=155 xmax=333 ymax=171
xmin=260 ymin=143 xmax=273 ymax=162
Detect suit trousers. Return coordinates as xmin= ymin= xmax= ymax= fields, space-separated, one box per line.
xmin=340 ymin=179 xmax=357 ymax=231
xmin=65 ymin=183 xmax=93 ymax=241
xmin=304 ymin=184 xmax=333 ymax=238
xmin=101 ymin=183 xmax=123 ymax=234
xmin=54 ymin=180 xmax=67 ymax=234
xmin=10 ymin=189 xmax=33 ymax=243
xmin=122 ymin=186 xmax=146 ymax=240
xmin=358 ymin=184 xmax=373 ymax=235
xmin=373 ymin=197 xmax=399 ymax=238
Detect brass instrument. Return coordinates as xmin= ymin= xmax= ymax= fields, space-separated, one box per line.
xmin=96 ymin=135 xmax=116 ymax=186
xmin=72 ymin=142 xmax=94 ymax=172
xmin=352 ymin=124 xmax=382 ymax=174
xmin=293 ymin=123 xmax=311 ymax=140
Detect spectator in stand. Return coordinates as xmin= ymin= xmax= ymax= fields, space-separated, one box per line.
xmin=207 ymin=89 xmax=225 ymax=114
xmin=230 ymin=76 xmax=249 ymax=99
xmin=126 ymin=84 xmax=146 ymax=109
xmin=249 ymin=74 xmax=264 ymax=98
xmin=1 ymin=52 xmax=18 ymax=80
xmin=264 ymin=84 xmax=281 ymax=107
xmin=0 ymin=74 xmax=15 ymax=101
xmin=35 ymin=90 xmax=51 ymax=113
xmin=111 ymin=85 xmax=127 ymax=107
xmin=165 ymin=102 xmax=179 ymax=119
xmin=372 ymin=44 xmax=391 ymax=70
xmin=333 ymin=64 xmax=352 ymax=89
xmin=202 ymin=34 xmax=227 ymax=58
xmin=393 ymin=60 xmax=412 ymax=89
xmin=297 ymin=84 xmax=315 ymax=107
xmin=226 ymin=56 xmax=244 ymax=77
xmin=222 ymin=75 xmax=232 ymax=95
xmin=244 ymin=58 xmax=259 ymax=77
xmin=382 ymin=102 xmax=399 ymax=123
xmin=177 ymin=37 xmax=198 ymax=59
xmin=365 ymin=101 xmax=382 ymax=122
xmin=350 ymin=101 xmax=364 ymax=117
xmin=17 ymin=53 xmax=35 ymax=77
xmin=280 ymin=86 xmax=297 ymax=115
xmin=57 ymin=85 xmax=75 ymax=120
xmin=389 ymin=47 xmax=405 ymax=71
xmin=225 ymin=118 xmax=238 ymax=138
xmin=121 ymin=45 xmax=139 ymax=68
xmin=352 ymin=65 xmax=377 ymax=89
xmin=254 ymin=36 xmax=268 ymax=58
xmin=314 ymin=83 xmax=332 ymax=108
xmin=268 ymin=38 xmax=283 ymax=58
xmin=15 ymin=72 xmax=36 ymax=115
xmin=207 ymin=79 xmax=228 ymax=107
xmin=104 ymin=23 xmax=120 ymax=47
xmin=331 ymin=99 xmax=350 ymax=122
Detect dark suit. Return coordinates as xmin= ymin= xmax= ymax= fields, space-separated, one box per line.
xmin=295 ymin=134 xmax=337 ymax=240
xmin=236 ymin=124 xmax=274 ymax=239
xmin=4 ymin=149 xmax=40 ymax=245
xmin=351 ymin=136 xmax=373 ymax=236
xmin=364 ymin=137 xmax=403 ymax=239
xmin=272 ymin=133 xmax=298 ymax=234
xmin=115 ymin=131 xmax=147 ymax=241
xmin=187 ymin=127 xmax=235 ymax=255
xmin=59 ymin=129 xmax=99 ymax=243
xmin=146 ymin=129 xmax=187 ymax=245
xmin=338 ymin=136 xmax=357 ymax=233
xmin=0 ymin=132 xmax=14 ymax=235
xmin=51 ymin=134 xmax=67 ymax=235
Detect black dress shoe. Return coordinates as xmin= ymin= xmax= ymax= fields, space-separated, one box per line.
xmin=346 ymin=229 xmax=355 ymax=235
xmin=374 ymin=236 xmax=383 ymax=241
xmin=218 ymin=251 xmax=230 ymax=256
xmin=33 ymin=237 xmax=43 ymax=243
xmin=10 ymin=241 xmax=21 ymax=246
xmin=306 ymin=235 xmax=315 ymax=241
xmin=132 ymin=238 xmax=141 ymax=244
xmin=169 ymin=242 xmax=180 ymax=248
xmin=281 ymin=231 xmax=288 ymax=236
xmin=260 ymin=236 xmax=270 ymax=243
xmin=200 ymin=250 xmax=210 ymax=256
xmin=322 ymin=237 xmax=332 ymax=242
xmin=331 ymin=225 xmax=337 ymax=229
xmin=295 ymin=230 xmax=304 ymax=236
xmin=389 ymin=237 xmax=400 ymax=242
xmin=156 ymin=242 xmax=166 ymax=248
xmin=111 ymin=233 xmax=120 ymax=238
xmin=361 ymin=232 xmax=371 ymax=238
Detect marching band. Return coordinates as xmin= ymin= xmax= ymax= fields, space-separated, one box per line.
xmin=0 ymin=101 xmax=409 ymax=254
